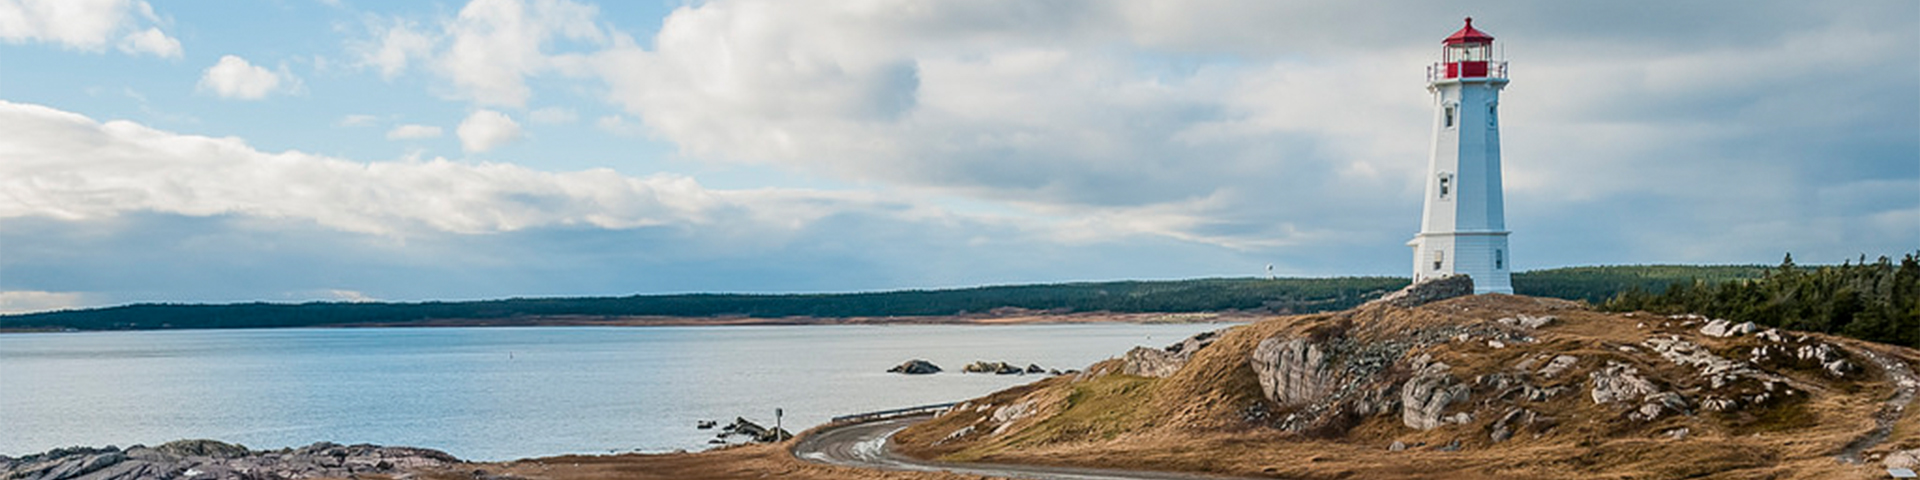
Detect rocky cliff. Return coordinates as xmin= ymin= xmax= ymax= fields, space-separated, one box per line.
xmin=891 ymin=293 xmax=1920 ymax=479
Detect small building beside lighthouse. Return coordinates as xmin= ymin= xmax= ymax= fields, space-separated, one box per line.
xmin=1409 ymin=18 xmax=1513 ymax=294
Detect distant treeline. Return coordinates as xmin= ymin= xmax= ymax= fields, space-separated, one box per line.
xmin=1 ymin=277 xmax=1408 ymax=331
xmin=0 ymin=264 xmax=1838 ymax=334
xmin=1602 ymin=253 xmax=1920 ymax=348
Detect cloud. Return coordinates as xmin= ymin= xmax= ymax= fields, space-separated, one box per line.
xmin=198 ymin=55 xmax=298 ymax=100
xmin=0 ymin=290 xmax=89 ymax=314
xmin=337 ymin=114 xmax=382 ymax=127
xmin=431 ymin=0 xmax=606 ymax=106
xmin=353 ymin=17 xmax=435 ymax=79
xmin=115 ymin=26 xmax=179 ymax=57
xmin=0 ymin=0 xmax=181 ymax=57
xmin=0 ymin=100 xmax=877 ymax=237
xmin=0 ymin=101 xmax=1273 ymax=307
xmin=386 ymin=123 xmax=444 ymax=140
xmin=456 ymin=109 xmax=521 ymax=152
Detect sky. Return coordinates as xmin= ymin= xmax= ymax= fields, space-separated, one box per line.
xmin=1 ymin=0 xmax=1915 ymax=313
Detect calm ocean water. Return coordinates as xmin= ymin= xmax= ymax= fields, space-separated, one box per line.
xmin=0 ymin=323 xmax=1232 ymax=461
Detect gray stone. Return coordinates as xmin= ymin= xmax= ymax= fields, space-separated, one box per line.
xmin=1700 ymin=319 xmax=1734 ymax=337
xmin=887 ymin=359 xmax=942 ymax=375
xmin=1589 ymin=361 xmax=1659 ymax=405
xmin=1368 ymin=274 xmax=1473 ymax=308
xmin=1388 ymin=441 xmax=1407 ymax=452
xmin=1250 ymin=337 xmax=1336 ymax=407
xmin=1538 ymin=355 xmax=1579 ymax=378
xmin=1401 ymin=363 xmax=1469 ymax=430
xmin=1120 ymin=329 xmax=1223 ymax=378
xmin=1519 ymin=315 xmax=1556 ymax=329
xmin=1888 ymin=449 xmax=1920 ymax=470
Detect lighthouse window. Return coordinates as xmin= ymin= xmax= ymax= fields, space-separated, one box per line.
xmin=1432 ymin=250 xmax=1445 ymax=271
xmin=1487 ymin=103 xmax=1497 ymax=125
xmin=1495 ymin=249 xmax=1504 ymax=269
xmin=1444 ymin=105 xmax=1456 ymax=128
xmin=1437 ymin=173 xmax=1453 ymax=200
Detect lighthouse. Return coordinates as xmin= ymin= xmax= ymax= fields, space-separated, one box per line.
xmin=1409 ymin=17 xmax=1513 ymax=294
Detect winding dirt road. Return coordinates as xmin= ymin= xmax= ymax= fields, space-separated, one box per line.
xmin=792 ymin=414 xmax=1247 ymax=480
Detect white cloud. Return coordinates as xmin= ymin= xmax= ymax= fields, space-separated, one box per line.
xmin=456 ymin=109 xmax=522 ymax=152
xmin=354 ymin=17 xmax=435 ymax=79
xmin=337 ymin=114 xmax=382 ymax=127
xmin=350 ymin=0 xmax=606 ymax=106
xmin=0 ymin=100 xmax=737 ymax=235
xmin=115 ymin=26 xmax=179 ymax=57
xmin=386 ymin=124 xmax=444 ymax=140
xmin=198 ymin=55 xmax=297 ymax=100
xmin=0 ymin=290 xmax=89 ymax=314
xmin=529 ymin=106 xmax=576 ymax=124
xmin=0 ymin=0 xmax=182 ymax=57
xmin=432 ymin=0 xmax=605 ymax=106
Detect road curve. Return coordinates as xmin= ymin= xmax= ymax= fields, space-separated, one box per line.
xmin=791 ymin=414 xmax=1252 ymax=480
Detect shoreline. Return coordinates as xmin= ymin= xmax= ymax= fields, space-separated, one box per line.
xmin=1 ymin=311 xmax=1262 ymax=334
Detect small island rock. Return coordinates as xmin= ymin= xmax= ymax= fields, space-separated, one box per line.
xmin=887 ymin=359 xmax=942 ymax=375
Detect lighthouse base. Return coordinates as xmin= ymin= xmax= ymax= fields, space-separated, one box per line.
xmin=1408 ymin=231 xmax=1512 ymax=294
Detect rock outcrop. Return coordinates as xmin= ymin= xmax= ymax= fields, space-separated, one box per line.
xmin=1367 ymin=275 xmax=1473 ymax=308
xmin=1401 ymin=361 xmax=1470 ymax=430
xmin=1122 ymin=330 xmax=1222 ymax=378
xmin=0 ymin=440 xmax=458 ymax=480
xmin=887 ymin=359 xmax=942 ymax=374
xmin=1249 ymin=338 xmax=1336 ymax=406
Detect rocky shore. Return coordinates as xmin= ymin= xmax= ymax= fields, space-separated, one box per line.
xmin=1 ymin=440 xmax=461 ymax=480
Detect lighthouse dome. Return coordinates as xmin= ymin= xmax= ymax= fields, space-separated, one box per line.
xmin=1444 ymin=17 xmax=1494 ymax=45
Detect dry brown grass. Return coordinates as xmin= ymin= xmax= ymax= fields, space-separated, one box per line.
xmin=891 ymin=294 xmax=1920 ymax=479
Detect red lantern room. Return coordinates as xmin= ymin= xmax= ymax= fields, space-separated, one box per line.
xmin=1433 ymin=17 xmax=1506 ymax=81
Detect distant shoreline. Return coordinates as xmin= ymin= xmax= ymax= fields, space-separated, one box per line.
xmin=0 ymin=311 xmax=1259 ymax=334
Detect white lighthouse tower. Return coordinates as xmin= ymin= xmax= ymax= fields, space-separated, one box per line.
xmin=1409 ymin=18 xmax=1513 ymax=294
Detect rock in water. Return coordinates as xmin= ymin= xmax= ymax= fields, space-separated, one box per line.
xmin=887 ymin=359 xmax=942 ymax=375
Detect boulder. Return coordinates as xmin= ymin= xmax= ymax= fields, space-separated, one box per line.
xmin=1589 ymin=361 xmax=1659 ymax=405
xmin=1795 ymin=343 xmax=1857 ymax=378
xmin=887 ymin=359 xmax=942 ymax=375
xmin=1888 ymin=449 xmax=1920 ymax=470
xmin=1249 ymin=337 xmax=1335 ymax=407
xmin=1700 ymin=319 xmax=1734 ymax=337
xmin=1121 ymin=330 xmax=1224 ymax=378
xmin=1025 ymin=364 xmax=1046 ymax=374
xmin=1537 ymin=355 xmax=1579 ymax=378
xmin=1368 ymin=275 xmax=1473 ymax=308
xmin=1401 ymin=362 xmax=1470 ymax=430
